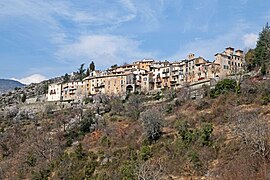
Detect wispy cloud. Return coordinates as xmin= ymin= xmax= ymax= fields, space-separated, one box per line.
xmin=169 ymin=22 xmax=249 ymax=61
xmin=243 ymin=33 xmax=258 ymax=49
xmin=55 ymin=35 xmax=155 ymax=69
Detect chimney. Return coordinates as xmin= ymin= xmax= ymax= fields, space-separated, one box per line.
xmin=225 ymin=47 xmax=234 ymax=55
xmin=188 ymin=53 xmax=195 ymax=60
xmin=235 ymin=49 xmax=244 ymax=57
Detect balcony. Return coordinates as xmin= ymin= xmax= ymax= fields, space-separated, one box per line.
xmin=162 ymin=71 xmax=169 ymax=74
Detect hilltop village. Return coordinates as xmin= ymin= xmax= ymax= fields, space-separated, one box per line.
xmin=48 ymin=47 xmax=244 ymax=102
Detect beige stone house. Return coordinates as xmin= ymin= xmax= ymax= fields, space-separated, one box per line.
xmin=47 ymin=83 xmax=62 ymax=101
xmin=214 ymin=47 xmax=245 ymax=77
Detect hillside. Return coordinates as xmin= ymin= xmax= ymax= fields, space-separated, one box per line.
xmin=0 ymin=79 xmax=24 ymax=94
xmin=0 ymin=78 xmax=269 ymax=179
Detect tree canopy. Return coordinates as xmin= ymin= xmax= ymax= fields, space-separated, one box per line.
xmin=89 ymin=61 xmax=95 ymax=71
xmin=254 ymin=23 xmax=270 ymax=70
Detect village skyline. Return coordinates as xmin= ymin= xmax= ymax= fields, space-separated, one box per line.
xmin=1 ymin=0 xmax=269 ymax=84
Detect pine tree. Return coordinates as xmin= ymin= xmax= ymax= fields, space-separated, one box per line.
xmin=63 ymin=73 xmax=69 ymax=83
xmin=89 ymin=61 xmax=95 ymax=71
xmin=78 ymin=63 xmax=86 ymax=81
xmin=255 ymin=23 xmax=270 ymax=67
xmin=86 ymin=68 xmax=90 ymax=77
xmin=245 ymin=49 xmax=255 ymax=71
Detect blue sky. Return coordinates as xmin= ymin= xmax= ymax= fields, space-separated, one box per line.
xmin=0 ymin=0 xmax=269 ymax=84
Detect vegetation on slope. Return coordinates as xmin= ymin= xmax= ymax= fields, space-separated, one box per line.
xmin=0 ymin=78 xmax=270 ymax=179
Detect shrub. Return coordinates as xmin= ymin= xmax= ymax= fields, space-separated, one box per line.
xmin=154 ymin=91 xmax=163 ymax=100
xmin=21 ymin=93 xmax=27 ymax=103
xmin=83 ymin=97 xmax=93 ymax=104
xmin=210 ymin=79 xmax=237 ymax=98
xmin=140 ymin=145 xmax=152 ymax=161
xmin=198 ymin=123 xmax=213 ymax=146
xmin=188 ymin=150 xmax=202 ymax=171
xmin=119 ymin=161 xmax=137 ymax=180
xmin=80 ymin=110 xmax=94 ymax=133
xmin=195 ymin=100 xmax=210 ymax=111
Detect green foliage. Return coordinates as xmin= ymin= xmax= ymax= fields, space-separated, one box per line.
xmin=25 ymin=154 xmax=37 ymax=167
xmin=100 ymin=135 xmax=111 ymax=147
xmin=75 ymin=143 xmax=86 ymax=160
xmin=188 ymin=150 xmax=201 ymax=170
xmin=119 ymin=161 xmax=136 ymax=180
xmin=85 ymin=161 xmax=97 ymax=178
xmin=83 ymin=97 xmax=93 ymax=105
xmin=255 ymin=23 xmax=270 ymax=67
xmin=78 ymin=63 xmax=86 ymax=81
xmin=31 ymin=168 xmax=51 ymax=180
xmin=21 ymin=93 xmax=26 ymax=103
xmin=140 ymin=145 xmax=152 ymax=161
xmin=261 ymin=63 xmax=267 ymax=76
xmin=210 ymin=79 xmax=237 ymax=98
xmin=165 ymin=104 xmax=173 ymax=113
xmin=52 ymin=147 xmax=98 ymax=179
xmin=176 ymin=121 xmax=213 ymax=146
xmin=245 ymin=49 xmax=256 ymax=71
xmin=80 ymin=110 xmax=94 ymax=133
xmin=43 ymin=83 xmax=49 ymax=94
xmin=111 ymin=64 xmax=118 ymax=69
xmin=90 ymin=61 xmax=95 ymax=71
xmin=198 ymin=123 xmax=213 ymax=146
xmin=154 ymin=91 xmax=163 ymax=100
xmin=63 ymin=73 xmax=69 ymax=83
xmin=176 ymin=121 xmax=196 ymax=144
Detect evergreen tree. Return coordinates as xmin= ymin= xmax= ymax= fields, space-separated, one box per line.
xmin=21 ymin=93 xmax=26 ymax=103
xmin=63 ymin=73 xmax=69 ymax=83
xmin=78 ymin=63 xmax=86 ymax=81
xmin=89 ymin=61 xmax=95 ymax=71
xmin=261 ymin=63 xmax=267 ymax=76
xmin=86 ymin=68 xmax=90 ymax=77
xmin=245 ymin=49 xmax=255 ymax=71
xmin=254 ymin=23 xmax=270 ymax=68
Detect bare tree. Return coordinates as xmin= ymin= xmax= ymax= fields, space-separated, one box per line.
xmin=140 ymin=108 xmax=163 ymax=142
xmin=235 ymin=109 xmax=270 ymax=178
xmin=136 ymin=159 xmax=163 ymax=180
xmin=126 ymin=94 xmax=144 ymax=120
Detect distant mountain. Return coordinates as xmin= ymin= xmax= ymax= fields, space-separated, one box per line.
xmin=0 ymin=79 xmax=25 ymax=94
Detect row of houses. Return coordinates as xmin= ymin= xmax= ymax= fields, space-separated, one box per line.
xmin=47 ymin=47 xmax=245 ymax=102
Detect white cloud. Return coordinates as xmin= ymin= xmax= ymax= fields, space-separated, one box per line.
xmin=168 ymin=22 xmax=251 ymax=61
xmin=243 ymin=33 xmax=258 ymax=48
xmin=12 ymin=74 xmax=47 ymax=85
xmin=56 ymin=35 xmax=155 ymax=68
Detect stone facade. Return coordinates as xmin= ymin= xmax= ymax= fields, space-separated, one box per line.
xmin=47 ymin=47 xmax=245 ymax=102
